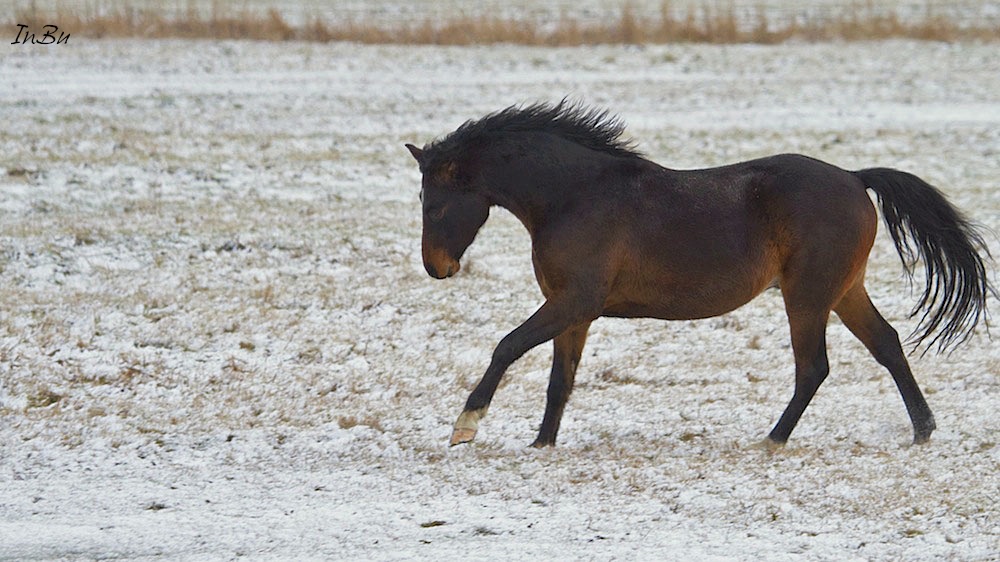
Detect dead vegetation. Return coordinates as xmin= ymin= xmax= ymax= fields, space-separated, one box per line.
xmin=7 ymin=1 xmax=998 ymax=44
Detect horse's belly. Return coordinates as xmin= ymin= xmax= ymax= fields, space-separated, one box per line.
xmin=601 ymin=297 xmax=750 ymax=321
xmin=602 ymin=267 xmax=778 ymax=321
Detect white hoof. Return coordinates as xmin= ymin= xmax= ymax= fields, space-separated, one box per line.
xmin=749 ymin=437 xmax=786 ymax=452
xmin=450 ymin=408 xmax=487 ymax=446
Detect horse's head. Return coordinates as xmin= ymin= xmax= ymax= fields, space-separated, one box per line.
xmin=406 ymin=143 xmax=489 ymax=279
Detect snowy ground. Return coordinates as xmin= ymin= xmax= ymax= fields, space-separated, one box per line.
xmin=1 ymin=39 xmax=998 ymax=560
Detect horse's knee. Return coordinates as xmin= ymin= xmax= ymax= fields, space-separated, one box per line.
xmin=545 ymin=372 xmax=569 ymax=404
xmin=491 ymin=335 xmax=520 ymax=367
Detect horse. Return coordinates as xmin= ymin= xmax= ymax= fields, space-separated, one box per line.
xmin=404 ymin=101 xmax=995 ymax=448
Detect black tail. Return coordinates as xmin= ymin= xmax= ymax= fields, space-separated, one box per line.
xmin=855 ymin=168 xmax=996 ymax=353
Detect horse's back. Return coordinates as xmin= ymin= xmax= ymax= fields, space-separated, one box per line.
xmin=600 ymin=154 xmax=877 ymax=320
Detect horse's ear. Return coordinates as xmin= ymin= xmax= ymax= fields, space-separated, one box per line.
xmin=405 ymin=143 xmax=424 ymax=163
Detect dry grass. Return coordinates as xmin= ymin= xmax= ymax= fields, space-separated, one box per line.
xmin=7 ymin=1 xmax=998 ymax=44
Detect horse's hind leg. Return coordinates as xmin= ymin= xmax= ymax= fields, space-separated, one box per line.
xmin=768 ymin=307 xmax=831 ymax=445
xmin=531 ymin=321 xmax=591 ymax=448
xmin=833 ymin=284 xmax=936 ymax=444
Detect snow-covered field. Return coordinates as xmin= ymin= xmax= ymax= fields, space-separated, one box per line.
xmin=1 ymin=39 xmax=998 ymax=560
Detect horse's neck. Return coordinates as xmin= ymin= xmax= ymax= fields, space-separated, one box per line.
xmin=481 ymin=144 xmax=604 ymax=235
xmin=484 ymin=164 xmax=566 ymax=236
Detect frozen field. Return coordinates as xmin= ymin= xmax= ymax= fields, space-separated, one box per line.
xmin=1 ymin=39 xmax=999 ymax=560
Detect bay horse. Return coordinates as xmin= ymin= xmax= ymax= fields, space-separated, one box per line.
xmin=405 ymin=101 xmax=994 ymax=448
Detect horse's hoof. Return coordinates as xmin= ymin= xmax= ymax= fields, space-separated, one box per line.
xmin=751 ymin=437 xmax=786 ymax=452
xmin=450 ymin=427 xmax=477 ymax=446
xmin=449 ymin=408 xmax=486 ymax=446
xmin=913 ymin=415 xmax=935 ymax=445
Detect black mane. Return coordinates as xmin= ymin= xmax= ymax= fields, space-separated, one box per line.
xmin=421 ymin=101 xmax=642 ymax=171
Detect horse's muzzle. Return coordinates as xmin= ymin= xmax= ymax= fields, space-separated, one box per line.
xmin=423 ymin=247 xmax=460 ymax=279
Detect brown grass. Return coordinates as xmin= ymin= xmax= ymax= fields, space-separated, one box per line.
xmin=7 ymin=1 xmax=999 ymax=44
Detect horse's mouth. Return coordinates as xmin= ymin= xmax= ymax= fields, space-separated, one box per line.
xmin=428 ymin=263 xmax=458 ymax=279
xmin=425 ymin=256 xmax=460 ymax=279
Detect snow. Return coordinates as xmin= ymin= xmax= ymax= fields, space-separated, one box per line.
xmin=1 ymin=39 xmax=998 ymax=560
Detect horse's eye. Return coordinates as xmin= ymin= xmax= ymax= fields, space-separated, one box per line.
xmin=427 ymin=206 xmax=446 ymax=221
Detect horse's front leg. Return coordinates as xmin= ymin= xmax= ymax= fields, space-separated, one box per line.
xmin=531 ymin=321 xmax=592 ymax=448
xmin=450 ymin=298 xmax=599 ymax=446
